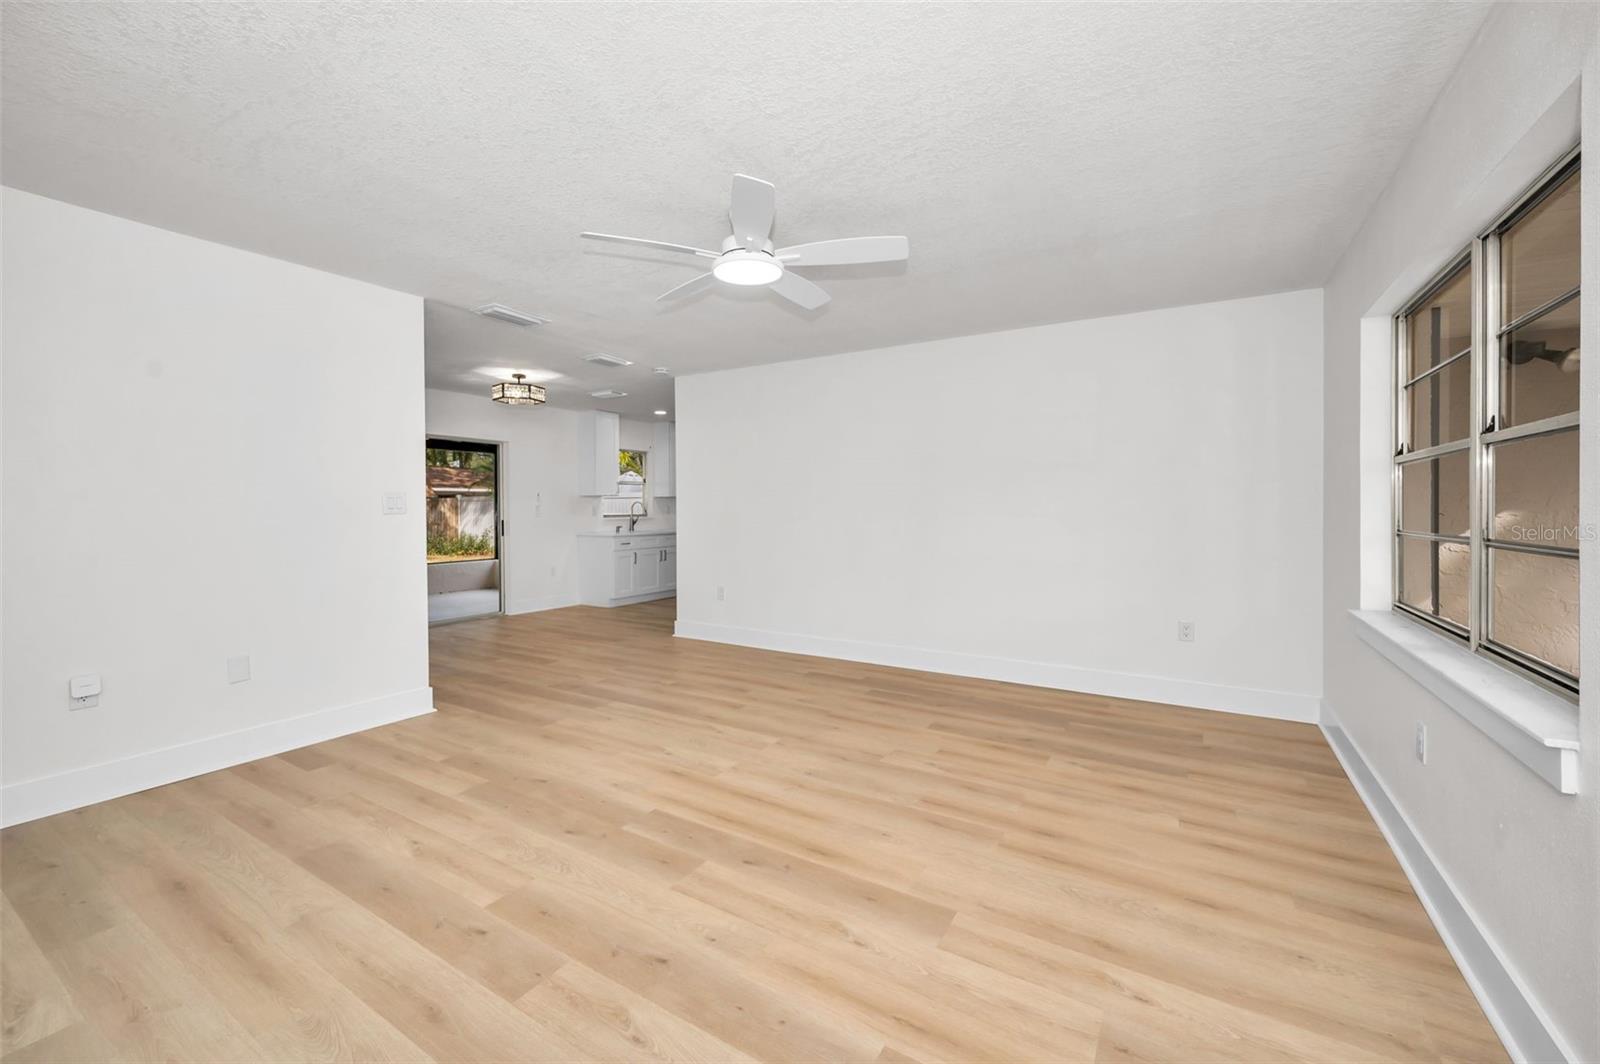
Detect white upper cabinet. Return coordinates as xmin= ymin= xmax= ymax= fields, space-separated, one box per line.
xmin=577 ymin=410 xmax=621 ymax=496
xmin=651 ymin=421 xmax=676 ymax=497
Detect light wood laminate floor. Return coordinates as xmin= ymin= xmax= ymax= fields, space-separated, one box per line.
xmin=1 ymin=599 xmax=1504 ymax=1062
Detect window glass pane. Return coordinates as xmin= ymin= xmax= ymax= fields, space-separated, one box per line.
xmin=1399 ymin=537 xmax=1469 ymax=628
xmin=1500 ymin=295 xmax=1579 ymax=427
xmin=1406 ymin=266 xmax=1472 ymax=379
xmin=616 ymin=449 xmax=647 ymax=495
xmin=1405 ymin=357 xmax=1472 ymax=449
xmin=1397 ymin=536 xmax=1434 ymax=614
xmin=1502 ymin=168 xmax=1580 ymax=323
xmin=1398 ymin=450 xmax=1469 ymax=536
xmin=1490 ymin=428 xmax=1579 ymax=549
xmin=1489 ymin=548 xmax=1579 ymax=678
xmin=425 ymin=447 xmax=497 ymax=563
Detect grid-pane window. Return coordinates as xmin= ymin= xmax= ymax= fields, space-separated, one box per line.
xmin=1394 ymin=154 xmax=1580 ymax=693
xmin=1396 ymin=260 xmax=1473 ymax=634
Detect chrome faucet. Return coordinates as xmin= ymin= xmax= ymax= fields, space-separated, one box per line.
xmin=628 ymin=499 xmax=646 ymax=532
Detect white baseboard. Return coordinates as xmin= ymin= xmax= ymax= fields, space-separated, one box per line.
xmin=504 ymin=595 xmax=579 ymax=616
xmin=1320 ymin=713 xmax=1572 ymax=1064
xmin=0 ymin=687 xmax=435 ymax=828
xmin=673 ymin=620 xmax=1320 ymax=723
xmin=591 ymin=589 xmax=675 ymax=608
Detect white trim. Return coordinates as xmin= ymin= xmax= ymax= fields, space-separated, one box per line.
xmin=674 ymin=620 xmax=1320 ymax=723
xmin=1321 ymin=713 xmax=1574 ymax=1064
xmin=0 ymin=687 xmax=434 ymax=828
xmin=598 ymin=589 xmax=675 ymax=609
xmin=504 ymin=594 xmax=580 ymax=616
xmin=1350 ymin=610 xmax=1579 ymax=794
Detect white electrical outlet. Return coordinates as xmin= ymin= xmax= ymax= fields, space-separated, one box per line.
xmin=68 ymin=673 xmax=101 ymax=709
xmin=1177 ymin=621 xmax=1195 ymax=642
xmin=382 ymin=492 xmax=406 ymax=515
xmin=1415 ymin=722 xmax=1427 ymax=764
xmin=717 ymin=586 xmax=726 ymax=602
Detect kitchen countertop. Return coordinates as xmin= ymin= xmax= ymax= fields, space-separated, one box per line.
xmin=577 ymin=528 xmax=677 ymax=537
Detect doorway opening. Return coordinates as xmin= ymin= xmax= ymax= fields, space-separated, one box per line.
xmin=426 ymin=437 xmax=502 ymax=623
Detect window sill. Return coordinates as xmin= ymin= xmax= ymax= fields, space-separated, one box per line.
xmin=1348 ymin=610 xmax=1579 ymax=794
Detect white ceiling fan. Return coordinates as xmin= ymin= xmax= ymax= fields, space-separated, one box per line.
xmin=580 ymin=174 xmax=908 ymax=310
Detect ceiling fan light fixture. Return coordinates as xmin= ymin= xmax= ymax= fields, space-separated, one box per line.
xmin=491 ymin=373 xmax=547 ymax=406
xmin=712 ymin=253 xmax=783 ymax=287
xmin=580 ymin=174 xmax=908 ymax=308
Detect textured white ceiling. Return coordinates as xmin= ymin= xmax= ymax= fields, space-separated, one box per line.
xmin=3 ymin=2 xmax=1491 ymax=415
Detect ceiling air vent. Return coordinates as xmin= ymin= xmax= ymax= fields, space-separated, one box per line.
xmin=589 ymin=389 xmax=628 ymax=399
xmin=582 ymin=353 xmax=633 ymax=368
xmin=473 ymin=303 xmax=548 ymax=327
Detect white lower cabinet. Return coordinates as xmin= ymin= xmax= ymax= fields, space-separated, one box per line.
xmin=635 ymin=547 xmax=661 ymax=593
xmin=611 ymin=550 xmax=634 ymax=596
xmin=579 ymin=534 xmax=677 ymax=606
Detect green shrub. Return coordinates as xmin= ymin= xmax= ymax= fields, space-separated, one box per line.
xmin=427 ymin=532 xmax=494 ymax=557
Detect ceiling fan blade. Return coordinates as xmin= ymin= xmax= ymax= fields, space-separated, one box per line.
xmin=729 ymin=174 xmax=775 ymax=249
xmin=580 ymin=232 xmax=718 ymax=259
xmin=769 ymin=271 xmax=830 ymax=310
xmin=656 ymin=272 xmax=717 ymax=303
xmin=775 ymin=236 xmax=909 ymax=267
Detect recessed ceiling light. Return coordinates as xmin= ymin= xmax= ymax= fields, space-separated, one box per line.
xmin=653 ymin=367 xmax=671 ymax=375
xmin=654 ymin=410 xmax=668 ymax=416
xmin=473 ymin=303 xmax=548 ymax=327
xmin=591 ymin=389 xmax=628 ymax=399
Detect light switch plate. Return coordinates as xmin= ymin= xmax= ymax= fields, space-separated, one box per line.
xmin=227 ymin=655 xmax=251 ymax=684
xmin=382 ymin=492 xmax=406 ymax=515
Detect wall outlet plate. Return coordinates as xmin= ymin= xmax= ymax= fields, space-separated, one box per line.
xmin=382 ymin=492 xmax=406 ymax=515
xmin=68 ymin=673 xmax=101 ymax=709
xmin=1415 ymin=722 xmax=1428 ymax=764
xmin=1178 ymin=621 xmax=1195 ymax=642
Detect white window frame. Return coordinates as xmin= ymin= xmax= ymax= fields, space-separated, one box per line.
xmin=1392 ymin=148 xmax=1581 ymax=698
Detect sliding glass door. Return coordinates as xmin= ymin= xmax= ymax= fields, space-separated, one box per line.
xmin=425 ymin=438 xmax=502 ymax=623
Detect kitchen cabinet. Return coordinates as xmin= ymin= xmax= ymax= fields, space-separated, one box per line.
xmin=651 ymin=421 xmax=676 ymax=497
xmin=577 ymin=410 xmax=621 ymax=496
xmin=627 ymin=545 xmax=661 ymax=594
xmin=578 ymin=533 xmax=676 ymax=606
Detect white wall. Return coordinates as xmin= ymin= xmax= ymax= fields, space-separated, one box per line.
xmin=1 ymin=189 xmax=431 ymax=825
xmin=676 ymin=289 xmax=1324 ymax=720
xmin=425 ymin=389 xmax=670 ymax=614
xmin=1321 ymin=5 xmax=1598 ymax=1059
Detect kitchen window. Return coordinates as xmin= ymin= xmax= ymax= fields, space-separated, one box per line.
xmin=600 ymin=449 xmax=648 ymax=517
xmin=1393 ymin=151 xmax=1581 ymax=694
